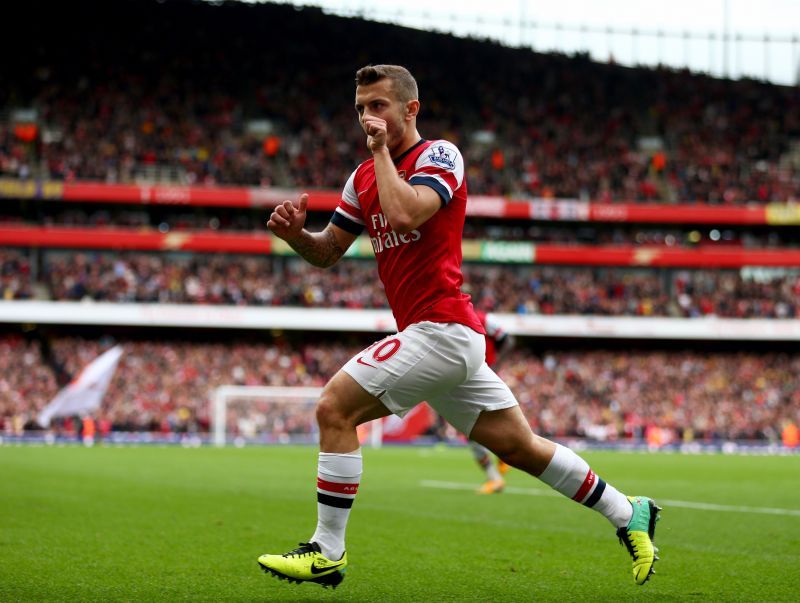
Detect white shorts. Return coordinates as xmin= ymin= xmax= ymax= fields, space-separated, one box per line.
xmin=342 ymin=321 xmax=519 ymax=436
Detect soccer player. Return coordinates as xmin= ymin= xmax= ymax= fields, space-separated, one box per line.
xmin=258 ymin=64 xmax=660 ymax=589
xmin=471 ymin=310 xmax=513 ymax=494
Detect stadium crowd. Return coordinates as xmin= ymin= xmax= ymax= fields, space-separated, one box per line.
xmin=1 ymin=334 xmax=797 ymax=444
xmin=500 ymin=348 xmax=800 ymax=444
xmin=1 ymin=1 xmax=798 ymax=204
xmin=3 ymin=249 xmax=797 ymax=319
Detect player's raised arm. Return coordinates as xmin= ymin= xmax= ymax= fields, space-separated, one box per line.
xmin=267 ymin=193 xmax=357 ymax=268
xmin=365 ymin=118 xmax=441 ymax=234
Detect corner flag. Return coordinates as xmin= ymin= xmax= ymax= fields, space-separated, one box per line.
xmin=37 ymin=345 xmax=124 ymax=427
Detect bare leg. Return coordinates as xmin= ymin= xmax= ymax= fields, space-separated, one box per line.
xmin=257 ymin=369 xmax=394 ymax=576
xmin=308 ymin=369 xmax=392 ymax=559
xmin=469 ymin=406 xmax=556 ymax=476
xmin=316 ymin=370 xmax=392 ymax=452
xmin=469 ymin=406 xmax=633 ymax=528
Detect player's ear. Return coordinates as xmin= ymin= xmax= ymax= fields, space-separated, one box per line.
xmin=405 ymin=99 xmax=420 ymax=121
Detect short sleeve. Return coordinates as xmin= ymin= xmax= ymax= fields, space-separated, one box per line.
xmin=408 ymin=140 xmax=465 ymax=206
xmin=331 ymin=169 xmax=365 ymax=235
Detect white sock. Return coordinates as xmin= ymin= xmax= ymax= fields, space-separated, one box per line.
xmin=538 ymin=443 xmax=632 ymax=528
xmin=309 ymin=449 xmax=362 ymax=560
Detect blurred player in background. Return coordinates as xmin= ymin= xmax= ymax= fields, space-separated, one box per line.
xmin=471 ymin=311 xmax=513 ymax=494
xmin=257 ymin=64 xmax=661 ymax=590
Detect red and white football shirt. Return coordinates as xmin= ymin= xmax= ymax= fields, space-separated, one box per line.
xmin=331 ymin=139 xmax=484 ymax=334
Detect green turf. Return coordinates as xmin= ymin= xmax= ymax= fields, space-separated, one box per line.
xmin=1 ymin=445 xmax=799 ymax=601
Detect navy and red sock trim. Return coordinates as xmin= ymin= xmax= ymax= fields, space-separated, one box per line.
xmin=317 ymin=492 xmax=355 ymax=509
xmin=571 ymin=469 xmax=607 ymax=508
xmin=316 ymin=477 xmax=359 ymax=509
xmin=583 ymin=478 xmax=607 ymax=508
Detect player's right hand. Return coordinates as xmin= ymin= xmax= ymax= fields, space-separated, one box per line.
xmin=267 ymin=193 xmax=308 ymax=241
xmin=364 ymin=117 xmax=387 ymax=153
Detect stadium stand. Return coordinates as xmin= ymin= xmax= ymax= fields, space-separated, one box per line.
xmin=1 ymin=249 xmax=798 ymax=318
xmin=1 ymin=0 xmax=798 ymax=203
xmin=1 ymin=0 xmax=798 ymax=447
xmin=1 ymin=333 xmax=798 ymax=444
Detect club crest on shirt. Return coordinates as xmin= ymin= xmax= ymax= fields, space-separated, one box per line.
xmin=428 ymin=145 xmax=455 ymax=169
xmin=397 ymin=170 xmax=407 ymax=179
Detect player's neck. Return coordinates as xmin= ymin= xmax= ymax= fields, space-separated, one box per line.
xmin=389 ymin=129 xmax=422 ymax=159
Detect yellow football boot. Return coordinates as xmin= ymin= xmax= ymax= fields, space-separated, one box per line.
xmin=616 ymin=496 xmax=661 ymax=585
xmin=257 ymin=542 xmax=346 ymax=589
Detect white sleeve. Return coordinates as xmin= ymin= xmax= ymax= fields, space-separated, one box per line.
xmin=333 ymin=169 xmax=366 ymax=228
xmin=408 ymin=140 xmax=464 ymax=205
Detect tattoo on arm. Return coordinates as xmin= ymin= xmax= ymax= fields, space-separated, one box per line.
xmin=288 ymin=229 xmax=346 ymax=268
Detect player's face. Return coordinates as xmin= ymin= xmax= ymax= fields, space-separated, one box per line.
xmin=355 ymin=79 xmax=410 ymax=151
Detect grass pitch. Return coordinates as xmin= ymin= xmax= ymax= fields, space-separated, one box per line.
xmin=2 ymin=445 xmax=799 ymax=601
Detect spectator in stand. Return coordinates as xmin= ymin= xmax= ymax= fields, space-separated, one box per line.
xmin=0 ymin=250 xmax=34 ymax=300
xmin=0 ymin=335 xmax=59 ymax=434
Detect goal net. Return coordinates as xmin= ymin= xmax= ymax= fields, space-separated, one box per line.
xmin=210 ymin=385 xmax=383 ymax=447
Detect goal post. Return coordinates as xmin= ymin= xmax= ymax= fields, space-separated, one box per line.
xmin=210 ymin=385 xmax=383 ymax=448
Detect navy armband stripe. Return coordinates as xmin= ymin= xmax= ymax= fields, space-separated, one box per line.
xmin=409 ymin=175 xmax=452 ymax=206
xmin=331 ymin=212 xmax=365 ymax=235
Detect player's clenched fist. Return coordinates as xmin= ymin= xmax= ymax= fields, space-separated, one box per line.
xmin=267 ymin=193 xmax=309 ymax=241
xmin=363 ymin=117 xmax=387 ymax=153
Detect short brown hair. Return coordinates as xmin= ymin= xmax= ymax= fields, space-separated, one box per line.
xmin=355 ymin=64 xmax=418 ymax=103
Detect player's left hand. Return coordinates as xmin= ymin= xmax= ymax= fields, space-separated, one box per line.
xmin=266 ymin=193 xmax=308 ymax=242
xmin=363 ymin=117 xmax=387 ymax=153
